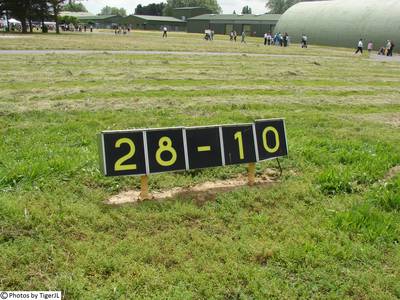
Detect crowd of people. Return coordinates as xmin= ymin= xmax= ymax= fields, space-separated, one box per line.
xmin=228 ymin=30 xmax=298 ymax=47
xmin=62 ymin=24 xmax=93 ymax=32
xmin=262 ymin=32 xmax=292 ymax=47
xmin=260 ymin=32 xmax=308 ymax=48
xmin=0 ymin=21 xmax=56 ymax=32
xmin=355 ymin=38 xmax=395 ymax=56
xmin=377 ymin=40 xmax=395 ymax=56
xmin=114 ymin=26 xmax=130 ymax=35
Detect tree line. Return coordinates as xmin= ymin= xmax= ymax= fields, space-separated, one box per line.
xmin=134 ymin=0 xmax=313 ymax=16
xmin=0 ymin=0 xmax=313 ymax=35
xmin=0 ymin=0 xmax=66 ymax=33
xmin=266 ymin=0 xmax=322 ymax=14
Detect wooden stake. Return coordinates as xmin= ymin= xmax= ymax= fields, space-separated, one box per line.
xmin=248 ymin=163 xmax=256 ymax=186
xmin=139 ymin=175 xmax=150 ymax=200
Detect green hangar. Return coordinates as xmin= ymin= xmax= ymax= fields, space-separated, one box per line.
xmin=172 ymin=7 xmax=212 ymax=21
xmin=77 ymin=15 xmax=123 ymax=29
xmin=187 ymin=14 xmax=281 ymax=37
xmin=275 ymin=0 xmax=400 ymax=48
xmin=122 ymin=15 xmax=186 ymax=31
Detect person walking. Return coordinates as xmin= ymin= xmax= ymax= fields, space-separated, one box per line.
xmin=273 ymin=33 xmax=278 ymax=45
xmin=283 ymin=32 xmax=288 ymax=47
xmin=355 ymin=38 xmax=363 ymax=54
xmin=241 ymin=30 xmax=246 ymax=43
xmin=301 ymin=34 xmax=308 ymax=48
xmin=233 ymin=31 xmax=237 ymax=42
xmin=267 ymin=33 xmax=272 ymax=45
xmin=162 ymin=26 xmax=168 ymax=38
xmin=385 ymin=40 xmax=391 ymax=55
xmin=387 ymin=40 xmax=395 ymax=56
xmin=367 ymin=41 xmax=373 ymax=54
xmin=279 ymin=33 xmax=283 ymax=46
xmin=264 ymin=32 xmax=268 ymax=45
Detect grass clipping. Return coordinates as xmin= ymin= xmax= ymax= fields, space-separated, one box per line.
xmin=107 ymin=169 xmax=279 ymax=205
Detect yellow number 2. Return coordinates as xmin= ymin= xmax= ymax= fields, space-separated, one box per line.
xmin=114 ymin=138 xmax=137 ymax=171
xmin=234 ymin=131 xmax=245 ymax=160
xmin=262 ymin=126 xmax=280 ymax=153
xmin=156 ymin=137 xmax=177 ymax=167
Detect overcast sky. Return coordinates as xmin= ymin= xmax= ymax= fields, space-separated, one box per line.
xmin=83 ymin=0 xmax=268 ymax=15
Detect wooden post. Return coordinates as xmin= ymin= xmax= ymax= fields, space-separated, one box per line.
xmin=248 ymin=163 xmax=256 ymax=186
xmin=139 ymin=175 xmax=150 ymax=200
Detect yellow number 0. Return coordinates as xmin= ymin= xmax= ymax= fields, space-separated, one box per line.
xmin=262 ymin=126 xmax=280 ymax=153
xmin=234 ymin=131 xmax=245 ymax=160
xmin=114 ymin=138 xmax=137 ymax=171
xmin=156 ymin=137 xmax=177 ymax=167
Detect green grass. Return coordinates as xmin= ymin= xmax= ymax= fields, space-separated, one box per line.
xmin=1 ymin=32 xmax=400 ymax=299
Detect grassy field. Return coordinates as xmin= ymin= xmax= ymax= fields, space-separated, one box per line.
xmin=1 ymin=31 xmax=400 ymax=299
xmin=0 ymin=30 xmax=354 ymax=57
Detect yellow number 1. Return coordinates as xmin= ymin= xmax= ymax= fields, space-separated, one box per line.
xmin=114 ymin=138 xmax=137 ymax=171
xmin=234 ymin=131 xmax=245 ymax=160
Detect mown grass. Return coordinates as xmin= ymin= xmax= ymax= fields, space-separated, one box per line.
xmin=1 ymin=33 xmax=400 ymax=299
xmin=0 ymin=30 xmax=354 ymax=57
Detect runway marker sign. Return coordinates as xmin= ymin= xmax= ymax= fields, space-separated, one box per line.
xmin=98 ymin=119 xmax=288 ymax=177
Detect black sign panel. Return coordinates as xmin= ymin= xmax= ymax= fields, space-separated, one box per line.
xmin=146 ymin=128 xmax=186 ymax=173
xmin=222 ymin=124 xmax=257 ymax=165
xmin=99 ymin=119 xmax=288 ymax=177
xmin=255 ymin=119 xmax=288 ymax=161
xmin=186 ymin=127 xmax=223 ymax=169
xmin=101 ymin=131 xmax=147 ymax=176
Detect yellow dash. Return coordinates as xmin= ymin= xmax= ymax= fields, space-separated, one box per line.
xmin=197 ymin=146 xmax=211 ymax=152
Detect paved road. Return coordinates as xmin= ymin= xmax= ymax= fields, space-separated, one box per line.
xmin=1 ymin=49 xmax=398 ymax=61
xmin=370 ymin=54 xmax=400 ymax=62
xmin=0 ymin=49 xmax=341 ymax=59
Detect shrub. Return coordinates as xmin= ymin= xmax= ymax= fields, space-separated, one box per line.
xmin=334 ymin=203 xmax=398 ymax=243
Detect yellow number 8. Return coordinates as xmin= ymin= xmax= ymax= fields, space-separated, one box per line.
xmin=262 ymin=126 xmax=280 ymax=153
xmin=156 ymin=137 xmax=177 ymax=167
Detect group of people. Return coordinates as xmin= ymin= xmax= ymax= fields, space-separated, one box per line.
xmin=262 ymin=32 xmax=294 ymax=47
xmin=205 ymin=29 xmax=214 ymax=40
xmin=356 ymin=38 xmax=395 ymax=56
xmin=229 ymin=30 xmax=247 ymax=43
xmin=377 ymin=40 xmax=395 ymax=56
xmin=114 ymin=26 xmax=130 ymax=35
xmin=62 ymin=24 xmax=93 ymax=32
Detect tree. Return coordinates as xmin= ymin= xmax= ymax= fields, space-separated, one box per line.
xmin=59 ymin=15 xmax=78 ymax=25
xmin=48 ymin=0 xmax=67 ymax=34
xmin=35 ymin=0 xmax=51 ymax=33
xmin=0 ymin=0 xmax=31 ymax=33
xmin=241 ymin=5 xmax=252 ymax=14
xmin=0 ymin=0 xmax=65 ymax=33
xmin=62 ymin=2 xmax=87 ymax=12
xmin=163 ymin=0 xmax=221 ymax=16
xmin=266 ymin=0 xmax=314 ymax=14
xmin=135 ymin=2 xmax=166 ymax=16
xmin=99 ymin=6 xmax=127 ymax=16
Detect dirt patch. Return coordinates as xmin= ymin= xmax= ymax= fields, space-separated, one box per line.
xmin=106 ymin=170 xmax=279 ymax=205
xmin=385 ymin=165 xmax=400 ymax=181
xmin=0 ymin=35 xmax=26 ymax=39
xmin=360 ymin=112 xmax=400 ymax=127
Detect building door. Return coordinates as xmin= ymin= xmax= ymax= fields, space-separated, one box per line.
xmin=243 ymin=24 xmax=251 ymax=35
xmin=225 ymin=24 xmax=233 ymax=35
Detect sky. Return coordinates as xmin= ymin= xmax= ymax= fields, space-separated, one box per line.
xmin=83 ymin=0 xmax=268 ymax=15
